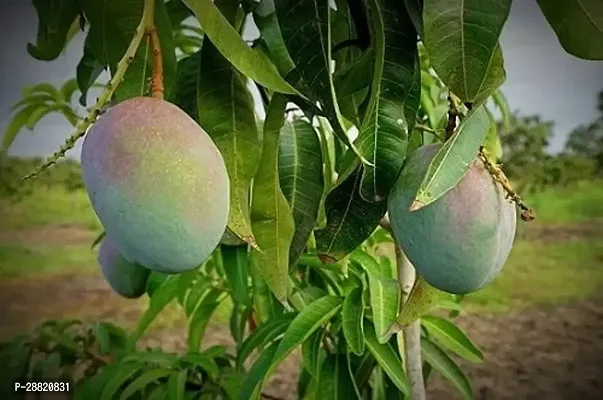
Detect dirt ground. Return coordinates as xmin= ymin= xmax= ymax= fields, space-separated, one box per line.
xmin=1 ymin=224 xmax=603 ymax=399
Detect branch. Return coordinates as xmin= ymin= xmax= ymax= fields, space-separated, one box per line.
xmin=22 ymin=1 xmax=153 ymax=181
xmin=444 ymin=94 xmax=461 ymax=141
xmin=144 ymin=0 xmax=164 ymax=99
xmin=414 ymin=123 xmax=445 ymax=142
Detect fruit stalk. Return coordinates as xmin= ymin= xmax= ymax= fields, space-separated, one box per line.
xmin=143 ymin=0 xmax=164 ymax=99
xmin=22 ymin=0 xmax=153 ymax=181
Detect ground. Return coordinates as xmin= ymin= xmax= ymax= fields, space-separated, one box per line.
xmin=1 ymin=184 xmax=602 ymax=399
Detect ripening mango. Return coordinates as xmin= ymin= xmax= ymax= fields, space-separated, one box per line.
xmin=98 ymin=236 xmax=150 ymax=299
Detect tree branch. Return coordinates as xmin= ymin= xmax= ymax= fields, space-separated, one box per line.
xmin=143 ymin=0 xmax=164 ymax=99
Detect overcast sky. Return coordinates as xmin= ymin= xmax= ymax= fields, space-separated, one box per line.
xmin=1 ymin=0 xmax=602 ymax=159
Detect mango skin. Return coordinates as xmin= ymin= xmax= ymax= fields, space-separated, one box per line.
xmin=387 ymin=144 xmax=517 ymax=294
xmin=98 ymin=236 xmax=150 ymax=299
xmin=81 ymin=97 xmax=229 ymax=273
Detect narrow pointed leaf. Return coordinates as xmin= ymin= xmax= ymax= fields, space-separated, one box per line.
xmin=421 ymin=315 xmax=484 ymax=363
xmin=253 ymin=0 xmax=296 ymax=76
xmin=28 ymin=0 xmax=80 ymax=61
xmin=350 ymin=250 xmax=398 ymax=343
xmin=188 ymin=291 xmax=224 ymax=351
xmin=537 ymin=0 xmax=603 ymax=60
xmin=423 ymin=0 xmax=511 ymax=106
xmin=302 ymin=330 xmax=326 ymax=379
xmin=363 ymin=321 xmax=409 ymax=396
xmin=236 ymin=312 xmax=296 ymax=367
xmin=357 ymin=0 xmax=421 ymax=202
xmin=120 ymin=368 xmax=171 ymax=400
xmin=198 ymin=40 xmax=262 ymax=246
xmin=221 ymin=245 xmax=251 ymax=306
xmin=76 ymin=39 xmax=105 ymax=107
xmin=129 ymin=276 xmax=178 ymax=347
xmin=315 ymin=168 xmax=388 ymax=262
xmin=411 ymin=106 xmax=490 ymax=210
xmin=491 ymin=90 xmax=511 ymax=130
xmin=167 ymin=369 xmax=187 ymax=400
xmin=100 ymin=364 xmax=143 ymax=400
xmin=173 ymin=50 xmax=201 ymax=121
xmin=182 ymin=0 xmax=300 ymax=95
xmin=279 ymin=119 xmax=325 ymax=266
xmin=237 ymin=340 xmax=280 ymax=400
xmin=317 ymin=355 xmax=354 ymax=399
xmin=421 ymin=337 xmax=474 ymax=400
xmin=243 ymin=296 xmax=343 ymax=397
xmin=483 ymin=107 xmax=502 ymax=160
xmin=2 ymin=104 xmax=45 ymax=153
xmin=342 ymin=288 xmax=365 ymax=355
xmin=180 ymin=353 xmax=220 ymax=377
xmin=250 ymin=94 xmax=295 ymax=301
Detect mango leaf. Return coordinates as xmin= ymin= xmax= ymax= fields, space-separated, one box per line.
xmin=491 ymin=89 xmax=511 ymax=130
xmin=76 ymin=39 xmax=106 ymax=106
xmin=120 ymin=368 xmax=171 ymax=400
xmin=221 ymin=245 xmax=251 ymax=306
xmin=421 ymin=315 xmax=484 ymax=363
xmin=422 ymin=0 xmax=511 ymax=106
xmin=421 ymin=337 xmax=473 ymax=400
xmin=2 ymin=104 xmax=44 ymax=153
xmin=251 ymin=268 xmax=284 ymax=324
xmin=173 ymin=50 xmax=201 ymax=121
xmin=80 ymin=0 xmax=177 ymax=102
xmin=275 ymin=0 xmax=370 ymax=166
xmin=334 ymin=50 xmax=373 ymax=129
xmin=237 ymin=341 xmax=280 ymax=400
xmin=537 ymin=0 xmax=603 ymax=60
xmin=242 ymin=296 xmax=343 ymax=398
xmin=28 ymin=0 xmax=80 ymax=61
xmin=395 ymin=277 xmax=444 ymax=328
xmin=279 ymin=119 xmax=325 ymax=266
xmin=410 ymin=106 xmax=490 ymax=210
xmin=350 ymin=250 xmax=399 ymax=343
xmin=253 ymin=0 xmax=296 ymax=76
xmin=188 ymin=290 xmax=224 ymax=351
xmin=182 ymin=0 xmax=300 ymax=95
xmin=342 ymin=288 xmax=365 ymax=355
xmin=315 ymin=168 xmax=388 ymax=262
xmin=317 ymin=355 xmax=355 ymax=399
xmin=198 ymin=40 xmax=262 ymax=246
xmin=180 ymin=353 xmax=220 ymax=377
xmin=250 ymin=94 xmax=295 ymax=301
xmin=167 ymin=369 xmax=187 ymax=400
xmin=302 ymin=330 xmax=325 ymax=379
xmin=483 ymin=107 xmax=502 ymax=160
xmin=100 ymin=363 xmax=144 ymax=400
xmin=129 ymin=276 xmax=178 ymax=347
xmin=236 ymin=312 xmax=296 ymax=367
xmin=363 ymin=321 xmax=409 ymax=396
xmin=356 ymin=0 xmax=421 ymax=203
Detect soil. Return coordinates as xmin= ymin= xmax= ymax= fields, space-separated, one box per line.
xmin=1 ymin=224 xmax=603 ymax=399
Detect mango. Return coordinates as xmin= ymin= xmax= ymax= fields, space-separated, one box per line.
xmin=387 ymin=144 xmax=517 ymax=294
xmin=81 ymin=97 xmax=230 ymax=273
xmin=98 ymin=236 xmax=150 ymax=299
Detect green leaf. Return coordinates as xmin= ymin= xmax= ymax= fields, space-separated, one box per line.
xmin=28 ymin=0 xmax=80 ymax=61
xmin=181 ymin=0 xmax=300 ymax=95
xmin=221 ymin=245 xmax=251 ymax=306
xmin=76 ymin=38 xmax=106 ymax=106
xmin=491 ymin=89 xmax=511 ymax=130
xmin=253 ymin=0 xmax=296 ymax=76
xmin=60 ymin=78 xmax=80 ymax=103
xmin=423 ymin=0 xmax=511 ymax=106
xmin=279 ymin=119 xmax=325 ymax=266
xmin=236 ymin=312 xmax=296 ymax=367
xmin=411 ymin=106 xmax=491 ymax=210
xmin=173 ymin=50 xmax=201 ymax=120
xmin=342 ymin=288 xmax=365 ymax=355
xmin=301 ymin=330 xmax=325 ymax=379
xmin=396 ymin=277 xmax=444 ymax=327
xmin=120 ymin=368 xmax=171 ymax=400
xmin=249 ymin=94 xmax=295 ymax=301
xmin=421 ymin=315 xmax=483 ymax=363
xmin=2 ymin=104 xmax=45 ymax=153
xmin=198 ymin=39 xmax=262 ymax=246
xmin=188 ymin=296 xmax=223 ymax=352
xmin=357 ymin=0 xmax=421 ymax=203
xmin=167 ymin=369 xmax=187 ymax=400
xmin=350 ymin=250 xmax=399 ymax=343
xmin=275 ymin=0 xmax=370 ymax=165
xmin=243 ymin=296 xmax=343 ymax=398
xmin=315 ymin=168 xmax=388 ymax=262
xmin=180 ymin=353 xmax=220 ymax=377
xmin=421 ymin=337 xmax=474 ymax=399
xmin=317 ymin=355 xmax=355 ymax=399
xmin=237 ymin=340 xmax=280 ymax=400
xmin=483 ymin=107 xmax=502 ymax=160
xmin=230 ymin=304 xmax=249 ymax=343
xmin=129 ymin=276 xmax=178 ymax=347
xmin=363 ymin=321 xmax=409 ymax=396
xmin=100 ymin=363 xmax=143 ymax=400
xmin=537 ymin=0 xmax=603 ymax=60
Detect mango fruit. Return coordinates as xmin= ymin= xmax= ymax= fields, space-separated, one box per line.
xmin=98 ymin=236 xmax=150 ymax=299
xmin=81 ymin=97 xmax=230 ymax=273
xmin=388 ymin=144 xmax=517 ymax=294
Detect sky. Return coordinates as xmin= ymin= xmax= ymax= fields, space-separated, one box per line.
xmin=1 ymin=0 xmax=602 ymax=159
